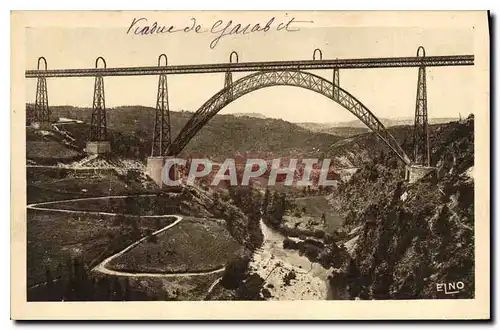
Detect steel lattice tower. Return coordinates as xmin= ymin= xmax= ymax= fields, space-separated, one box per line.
xmin=89 ymin=75 xmax=107 ymax=141
xmin=32 ymin=57 xmax=50 ymax=124
xmin=151 ymin=73 xmax=172 ymax=156
xmin=89 ymin=57 xmax=108 ymax=142
xmin=412 ymin=46 xmax=430 ymax=166
xmin=34 ymin=76 xmax=50 ymax=123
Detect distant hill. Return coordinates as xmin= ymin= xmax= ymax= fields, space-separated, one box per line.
xmin=296 ymin=123 xmax=370 ymax=137
xmin=27 ymin=105 xmax=343 ymax=162
xmin=232 ymin=112 xmax=268 ymax=119
xmin=297 ymin=118 xmax=459 ymax=138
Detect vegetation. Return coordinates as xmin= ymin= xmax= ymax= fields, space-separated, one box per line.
xmin=40 ymin=105 xmax=343 ymax=161
xmin=43 ymin=195 xmax=182 ymax=216
xmin=28 ymin=257 xmax=153 ymax=301
xmin=26 ymin=101 xmax=474 ymax=301
xmin=213 ymin=185 xmax=264 ymax=251
xmin=220 ymin=253 xmax=266 ymax=301
xmin=328 ymin=117 xmax=475 ymax=299
xmin=27 ymin=167 xmax=159 ymax=204
xmin=26 ymin=209 xmax=167 ymax=288
xmin=262 ymin=189 xmax=290 ymax=228
xmin=220 ymin=254 xmax=252 ymax=289
xmin=107 ymin=218 xmax=242 ymax=274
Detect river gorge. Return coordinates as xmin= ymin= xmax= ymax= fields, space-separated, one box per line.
xmin=249 ymin=219 xmax=334 ymax=300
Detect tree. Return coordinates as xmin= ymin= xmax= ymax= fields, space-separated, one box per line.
xmin=213 ymin=191 xmax=220 ymax=207
xmin=220 ymin=255 xmax=251 ymax=289
xmin=268 ymin=192 xmax=286 ymax=228
xmin=262 ymin=188 xmax=270 ymax=216
xmin=45 ymin=267 xmax=53 ymax=293
xmin=346 ymin=259 xmax=361 ymax=298
xmin=112 ymin=277 xmax=123 ymax=301
xmin=124 ymin=279 xmax=131 ymax=300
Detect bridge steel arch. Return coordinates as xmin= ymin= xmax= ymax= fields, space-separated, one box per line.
xmin=167 ymin=70 xmax=412 ymax=165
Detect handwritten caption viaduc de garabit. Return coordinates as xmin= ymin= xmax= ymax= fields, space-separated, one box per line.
xmin=126 ymin=17 xmax=314 ymax=49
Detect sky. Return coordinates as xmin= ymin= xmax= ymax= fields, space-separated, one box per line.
xmin=24 ymin=16 xmax=475 ymax=123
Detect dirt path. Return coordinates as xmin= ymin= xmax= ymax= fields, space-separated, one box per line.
xmin=27 ymin=194 xmax=164 ymax=217
xmin=27 ymin=196 xmax=226 ymax=280
xmin=92 ymin=215 xmax=224 ymax=278
xmin=204 ymin=277 xmax=223 ymax=300
xmin=27 ymin=165 xmax=119 ymax=169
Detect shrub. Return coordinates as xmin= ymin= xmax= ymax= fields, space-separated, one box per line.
xmin=322 ymin=234 xmax=331 ymax=244
xmin=220 ymin=255 xmax=251 ymax=290
xmin=261 ymin=288 xmax=272 ymax=299
xmin=283 ymin=238 xmax=298 ymax=250
xmin=304 ymin=239 xmax=324 ymax=249
xmin=303 ymin=244 xmax=321 ymax=261
xmin=283 ymin=271 xmax=296 ymax=286
xmin=237 ymin=273 xmax=265 ymax=300
xmin=313 ymin=230 xmax=326 ymax=239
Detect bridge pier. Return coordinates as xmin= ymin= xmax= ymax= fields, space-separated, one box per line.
xmin=86 ymin=141 xmax=111 ymax=154
xmin=30 ymin=121 xmax=52 ymax=131
xmin=146 ymin=156 xmax=181 ymax=187
xmin=147 ymin=156 xmax=165 ymax=187
xmin=405 ymin=165 xmax=437 ymax=183
xmin=87 ymin=57 xmax=111 ymax=155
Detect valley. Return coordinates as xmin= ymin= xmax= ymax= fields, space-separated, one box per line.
xmin=25 ymin=105 xmax=474 ymax=301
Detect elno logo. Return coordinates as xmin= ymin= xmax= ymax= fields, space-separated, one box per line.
xmin=436 ymin=281 xmax=465 ymax=295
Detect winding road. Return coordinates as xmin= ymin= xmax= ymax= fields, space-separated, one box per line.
xmin=27 ymin=195 xmax=226 ymax=279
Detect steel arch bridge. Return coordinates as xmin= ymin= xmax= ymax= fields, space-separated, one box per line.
xmin=167 ymin=70 xmax=412 ymax=165
xmin=26 ymin=46 xmax=474 ymax=183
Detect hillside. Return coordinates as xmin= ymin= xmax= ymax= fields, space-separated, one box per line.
xmin=30 ymin=105 xmax=342 ymax=161
xmin=326 ymin=115 xmax=475 ymax=299
xmin=321 ymin=121 xmax=471 ymax=168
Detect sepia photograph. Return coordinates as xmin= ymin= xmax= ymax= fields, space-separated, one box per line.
xmin=11 ymin=10 xmax=490 ymax=320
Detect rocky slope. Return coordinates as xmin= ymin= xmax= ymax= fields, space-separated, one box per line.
xmin=327 ymin=115 xmax=475 ymax=299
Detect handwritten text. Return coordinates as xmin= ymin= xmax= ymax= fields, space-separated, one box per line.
xmin=126 ymin=17 xmax=314 ymax=49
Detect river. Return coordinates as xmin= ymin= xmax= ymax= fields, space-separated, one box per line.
xmin=249 ymin=220 xmax=334 ymax=300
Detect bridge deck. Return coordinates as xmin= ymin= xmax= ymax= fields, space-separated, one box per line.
xmin=25 ymin=55 xmax=474 ymax=78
